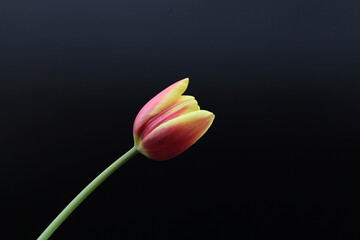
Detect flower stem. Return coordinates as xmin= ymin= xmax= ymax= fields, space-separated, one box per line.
xmin=37 ymin=146 xmax=138 ymax=240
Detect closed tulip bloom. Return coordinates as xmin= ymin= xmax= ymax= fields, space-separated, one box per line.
xmin=133 ymin=78 xmax=215 ymax=160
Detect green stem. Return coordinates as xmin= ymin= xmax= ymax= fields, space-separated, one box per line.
xmin=37 ymin=146 xmax=138 ymax=240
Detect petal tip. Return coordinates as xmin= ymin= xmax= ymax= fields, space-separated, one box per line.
xmin=199 ymin=110 xmax=215 ymax=119
xmin=178 ymin=78 xmax=189 ymax=88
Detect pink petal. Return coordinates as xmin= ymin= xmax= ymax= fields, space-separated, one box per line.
xmin=140 ymin=96 xmax=199 ymax=142
xmin=133 ymin=78 xmax=189 ymax=141
xmin=137 ymin=110 xmax=215 ymax=160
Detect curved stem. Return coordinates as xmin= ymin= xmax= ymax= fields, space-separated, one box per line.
xmin=37 ymin=146 xmax=138 ymax=240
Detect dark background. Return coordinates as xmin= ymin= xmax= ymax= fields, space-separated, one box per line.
xmin=1 ymin=0 xmax=360 ymax=239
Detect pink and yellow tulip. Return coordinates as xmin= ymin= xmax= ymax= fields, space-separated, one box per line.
xmin=133 ymin=78 xmax=215 ymax=160
xmin=37 ymin=78 xmax=215 ymax=240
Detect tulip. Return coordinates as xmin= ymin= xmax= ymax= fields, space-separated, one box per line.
xmin=38 ymin=78 xmax=214 ymax=240
xmin=133 ymin=78 xmax=215 ymax=160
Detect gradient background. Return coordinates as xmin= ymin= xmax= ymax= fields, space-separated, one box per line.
xmin=1 ymin=0 xmax=360 ymax=239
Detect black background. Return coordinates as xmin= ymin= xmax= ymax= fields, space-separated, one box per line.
xmin=1 ymin=0 xmax=360 ymax=239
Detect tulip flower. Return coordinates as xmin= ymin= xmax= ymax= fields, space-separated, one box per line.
xmin=133 ymin=78 xmax=215 ymax=160
xmin=38 ymin=78 xmax=214 ymax=240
